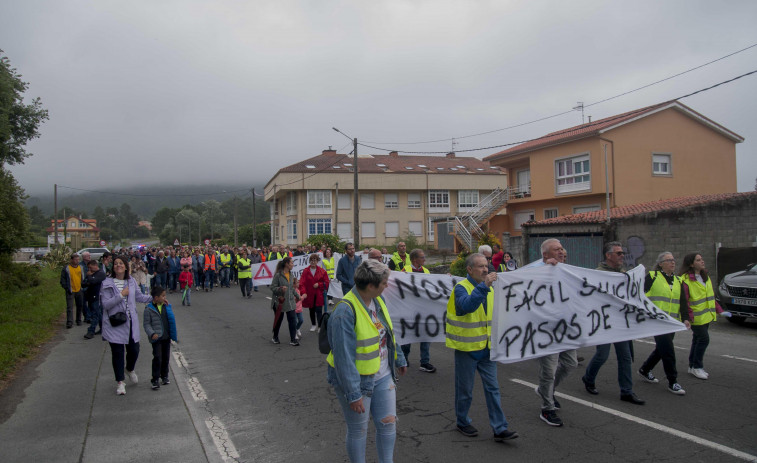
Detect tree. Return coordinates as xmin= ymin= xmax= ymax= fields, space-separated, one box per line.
xmin=0 ymin=51 xmax=47 ymax=257
xmin=0 ymin=51 xmax=49 ymax=166
xmin=152 ymin=207 xmax=179 ymax=235
xmin=175 ymin=208 xmax=200 ymax=244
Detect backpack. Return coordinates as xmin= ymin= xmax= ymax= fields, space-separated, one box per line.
xmin=318 ymin=299 xmax=355 ymax=355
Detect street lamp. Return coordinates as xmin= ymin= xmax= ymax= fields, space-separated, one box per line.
xmin=333 ymin=127 xmax=359 ymax=248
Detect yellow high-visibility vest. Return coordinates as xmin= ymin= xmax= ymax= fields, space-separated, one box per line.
xmin=322 ymin=257 xmax=335 ymax=279
xmin=237 ymin=257 xmax=252 ymax=279
xmin=402 ymin=265 xmax=429 ymax=274
xmin=327 ymin=290 xmax=396 ymax=375
xmin=445 ymin=279 xmax=492 ymax=351
xmin=645 ymin=271 xmax=682 ymax=319
xmin=682 ymin=274 xmax=717 ymax=325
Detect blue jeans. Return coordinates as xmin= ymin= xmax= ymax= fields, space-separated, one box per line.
xmin=295 ymin=312 xmax=304 ymax=331
xmin=193 ymin=270 xmax=202 ymax=288
xmin=204 ymin=270 xmax=215 ymax=290
xmin=454 ymin=348 xmax=509 ymax=434
xmin=87 ymin=299 xmax=102 ymax=334
xmin=182 ymin=287 xmax=191 ymax=305
xmin=168 ymin=273 xmax=179 ymax=291
xmin=689 ymin=323 xmax=710 ymax=369
xmin=583 ymin=341 xmax=634 ymax=395
xmin=220 ymin=267 xmax=230 ymax=287
xmin=401 ymin=342 xmax=430 ymax=365
xmin=155 ymin=272 xmax=167 ymax=289
xmin=334 ymin=373 xmax=397 ymax=463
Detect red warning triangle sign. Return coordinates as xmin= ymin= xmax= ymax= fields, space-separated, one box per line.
xmin=254 ymin=263 xmax=273 ymax=280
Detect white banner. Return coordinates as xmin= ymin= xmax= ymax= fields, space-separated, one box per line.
xmin=251 ymin=252 xmax=391 ymax=286
xmin=323 ymin=264 xmax=686 ymax=364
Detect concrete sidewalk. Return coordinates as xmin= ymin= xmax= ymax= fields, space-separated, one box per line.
xmin=0 ymin=317 xmax=223 ymax=463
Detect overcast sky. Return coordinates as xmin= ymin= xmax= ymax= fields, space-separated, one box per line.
xmin=3 ymin=0 xmax=756 ymax=199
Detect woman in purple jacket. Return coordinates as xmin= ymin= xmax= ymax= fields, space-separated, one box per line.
xmin=100 ymin=256 xmax=153 ymax=395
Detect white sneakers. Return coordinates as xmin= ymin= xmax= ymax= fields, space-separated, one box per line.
xmin=309 ymin=325 xmax=317 ymax=332
xmin=296 ymin=329 xmax=302 ymax=340
xmin=668 ymin=383 xmax=686 ymax=395
xmin=688 ymin=367 xmax=709 ymax=380
xmin=126 ymin=370 xmax=139 ymax=384
xmin=116 ymin=381 xmax=126 ymax=395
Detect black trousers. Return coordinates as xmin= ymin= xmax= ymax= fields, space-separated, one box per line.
xmin=272 ymin=306 xmax=297 ymax=342
xmin=151 ymin=339 xmax=171 ymax=381
xmin=308 ymin=305 xmax=324 ymax=327
xmin=110 ymin=324 xmax=140 ymax=382
xmin=641 ymin=332 xmax=677 ymax=385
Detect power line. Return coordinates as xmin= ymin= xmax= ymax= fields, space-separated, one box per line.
xmin=357 ymin=42 xmax=757 ymax=146
xmin=56 ymin=185 xmax=251 ymax=197
xmin=355 ymin=69 xmax=757 ymax=155
xmin=264 ymin=148 xmax=356 ymax=197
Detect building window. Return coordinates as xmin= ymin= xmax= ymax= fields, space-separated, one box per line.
xmin=384 ymin=193 xmax=398 ymax=209
xmin=307 ymin=190 xmax=332 ymax=214
xmin=573 ymin=204 xmax=601 ymax=214
xmin=307 ymin=218 xmax=332 ymax=236
xmin=458 ymin=190 xmax=479 ymax=211
xmin=337 ymin=222 xmax=352 ymax=240
xmin=272 ymin=199 xmax=279 ymax=218
xmin=408 ymin=221 xmax=422 ymax=237
xmin=361 ymin=193 xmax=375 ymax=209
xmin=338 ymin=193 xmax=351 ymax=210
xmin=385 ymin=221 xmax=399 ymax=238
xmin=652 ymin=153 xmax=672 ymax=176
xmin=555 ymin=154 xmax=590 ymax=194
xmin=407 ymin=192 xmax=421 ymax=209
xmin=362 ymin=222 xmax=376 ymax=238
xmin=427 ymin=218 xmax=435 ymax=241
xmin=544 ymin=208 xmax=558 ymax=219
xmin=286 ymin=192 xmax=297 ymax=215
xmin=428 ymin=190 xmax=450 ymax=212
xmin=287 ymin=219 xmax=297 ymax=241
xmin=514 ymin=210 xmax=535 ymax=230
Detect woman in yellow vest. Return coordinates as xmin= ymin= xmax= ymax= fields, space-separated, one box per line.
xmin=638 ymin=252 xmax=690 ymax=395
xmin=679 ymin=253 xmax=731 ymax=380
xmin=322 ymin=248 xmax=336 ymax=307
xmin=326 ymin=260 xmax=407 ymax=462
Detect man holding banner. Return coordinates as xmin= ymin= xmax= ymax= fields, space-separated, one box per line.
xmin=446 ymin=253 xmax=518 ymax=441
xmin=400 ymin=249 xmax=436 ymax=374
xmin=581 ymin=242 xmax=645 ymax=405
xmin=527 ymin=239 xmax=577 ymax=427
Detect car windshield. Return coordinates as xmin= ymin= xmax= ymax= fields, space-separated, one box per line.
xmin=745 ymin=264 xmax=757 ymax=275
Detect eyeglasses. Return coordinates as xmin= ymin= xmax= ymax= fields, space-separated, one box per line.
xmin=614 ymin=251 xmax=625 ymax=256
xmin=662 ymin=259 xmax=675 ymax=263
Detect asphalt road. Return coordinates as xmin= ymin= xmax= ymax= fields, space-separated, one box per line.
xmin=171 ymin=282 xmax=757 ymax=463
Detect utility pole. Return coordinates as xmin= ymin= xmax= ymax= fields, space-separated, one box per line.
xmin=353 ymin=137 xmax=359 ymax=248
xmin=63 ymin=207 xmax=67 ymax=246
xmin=251 ymin=187 xmax=257 ymax=247
xmin=334 ymin=182 xmax=339 ymax=236
xmin=54 ymin=184 xmax=58 ymax=245
xmin=234 ymin=195 xmax=238 ymax=247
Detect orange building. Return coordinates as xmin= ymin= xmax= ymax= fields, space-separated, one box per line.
xmin=46 ymin=216 xmax=101 ymax=246
xmin=482 ymin=100 xmax=743 ymax=238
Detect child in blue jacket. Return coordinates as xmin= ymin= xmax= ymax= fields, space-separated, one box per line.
xmin=143 ymin=286 xmax=178 ymax=390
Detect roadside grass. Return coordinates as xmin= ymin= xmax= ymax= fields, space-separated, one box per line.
xmin=0 ymin=267 xmax=64 ymax=382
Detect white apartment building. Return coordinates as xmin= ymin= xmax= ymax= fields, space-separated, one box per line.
xmin=264 ymin=149 xmax=507 ymax=248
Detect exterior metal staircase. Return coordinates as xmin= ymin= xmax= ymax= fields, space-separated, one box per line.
xmin=453 ymin=187 xmax=510 ymax=251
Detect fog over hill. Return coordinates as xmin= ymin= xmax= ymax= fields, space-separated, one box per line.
xmin=24 ymin=183 xmax=266 ymax=219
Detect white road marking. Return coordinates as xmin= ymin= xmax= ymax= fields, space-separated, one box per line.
xmin=511 ymin=378 xmax=757 ymax=462
xmin=172 ymin=349 xmax=240 ymax=462
xmin=634 ymin=338 xmax=685 ymax=350
xmin=722 ymin=354 xmax=757 ymax=364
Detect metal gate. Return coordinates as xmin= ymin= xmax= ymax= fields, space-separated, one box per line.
xmin=527 ymin=233 xmax=605 ymax=269
xmin=436 ymin=221 xmax=455 ymax=251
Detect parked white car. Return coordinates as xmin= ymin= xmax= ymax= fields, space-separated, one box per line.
xmin=718 ymin=263 xmax=757 ymax=323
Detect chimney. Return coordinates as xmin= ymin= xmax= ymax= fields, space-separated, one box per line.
xmin=322 ymin=147 xmax=337 ymax=155
xmin=446 ymin=152 xmax=455 ymax=158
xmin=588 ymin=116 xmax=592 ymax=123
xmin=389 ymin=151 xmax=399 ymax=158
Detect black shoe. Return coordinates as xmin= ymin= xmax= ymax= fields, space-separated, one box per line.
xmin=151 ymin=379 xmax=160 ymax=390
xmin=493 ymin=429 xmax=519 ymax=441
xmin=553 ymin=397 xmax=561 ymax=410
xmin=540 ymin=409 xmax=563 ymax=427
xmin=66 ymin=323 xmax=73 ymax=329
xmin=76 ymin=321 xmax=82 ymax=326
xmin=271 ymin=338 xmax=280 ymax=344
xmin=83 ymin=332 xmax=94 ymax=339
xmin=457 ymin=424 xmax=478 ymax=437
xmin=620 ymin=393 xmax=645 ymax=405
xmin=94 ymin=329 xmax=101 ymax=335
xmin=84 ymin=319 xmax=91 ymax=323
xmin=582 ymin=376 xmax=598 ymax=395
xmin=419 ymin=363 xmax=437 ymax=373
xmin=161 ymin=377 xmax=170 ymax=385
xmin=289 ymin=341 xmax=300 ymax=346
xmin=577 ymin=356 xmax=585 ymax=363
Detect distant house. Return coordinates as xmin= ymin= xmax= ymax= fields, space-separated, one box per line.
xmin=46 ymin=216 xmax=101 ymax=246
xmin=264 ymin=149 xmax=506 ymax=248
xmin=483 ymin=100 xmax=744 ymax=238
xmin=138 ymin=220 xmax=152 ymax=231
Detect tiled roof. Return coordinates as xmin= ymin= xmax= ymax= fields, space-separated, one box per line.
xmin=524 ymin=192 xmax=757 ymax=227
xmin=485 ymin=100 xmax=743 ymax=162
xmin=277 ymin=151 xmax=504 ymax=175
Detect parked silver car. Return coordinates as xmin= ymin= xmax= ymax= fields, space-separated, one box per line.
xmin=76 ymin=247 xmax=110 ymax=261
xmin=718 ymin=263 xmax=757 ymax=323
